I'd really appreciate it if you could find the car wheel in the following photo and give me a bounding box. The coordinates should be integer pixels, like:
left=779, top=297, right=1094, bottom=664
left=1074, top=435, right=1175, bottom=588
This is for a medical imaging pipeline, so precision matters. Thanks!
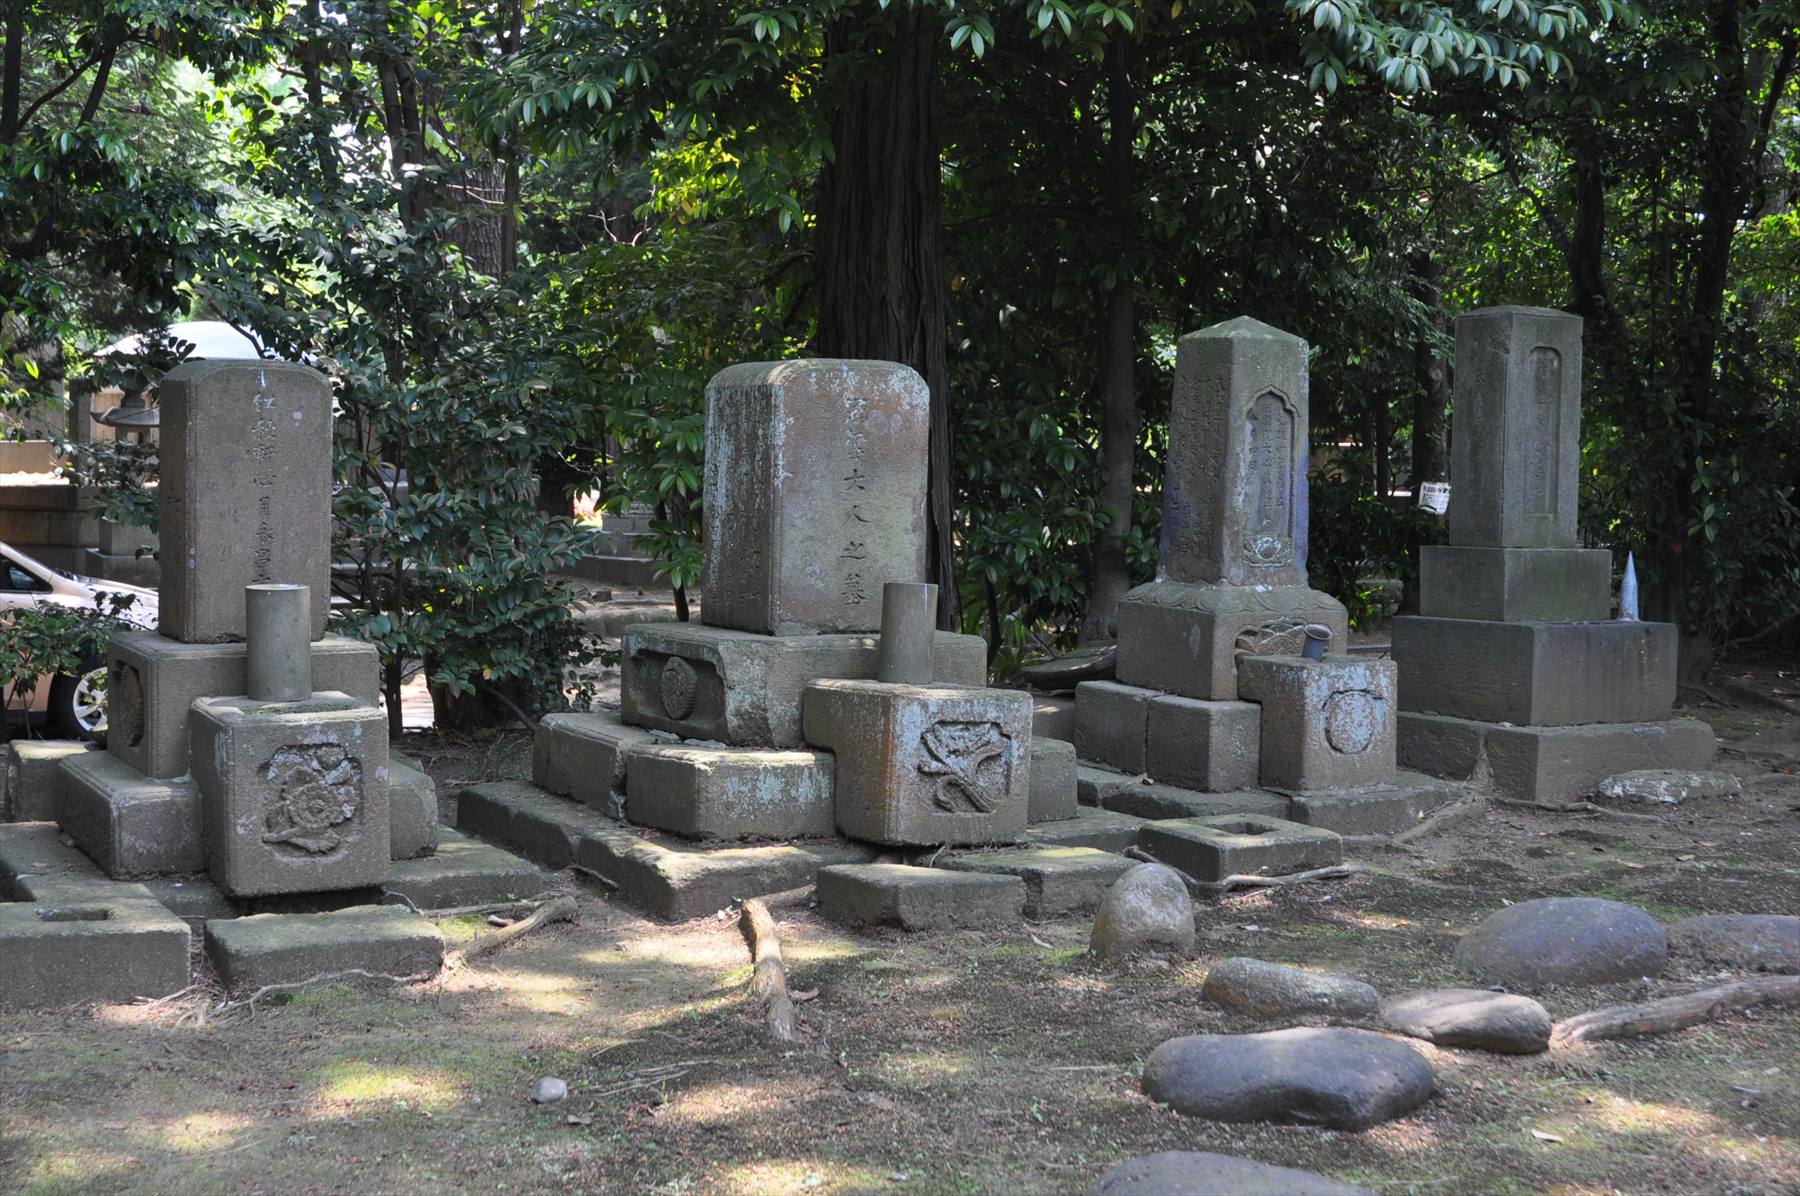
left=48, top=661, right=108, bottom=741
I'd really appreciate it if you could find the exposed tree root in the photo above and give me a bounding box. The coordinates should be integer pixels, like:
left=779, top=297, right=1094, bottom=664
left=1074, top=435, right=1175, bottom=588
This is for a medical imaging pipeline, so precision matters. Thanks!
left=739, top=898, right=797, bottom=1043
left=1552, top=975, right=1800, bottom=1047
left=447, top=895, right=578, bottom=967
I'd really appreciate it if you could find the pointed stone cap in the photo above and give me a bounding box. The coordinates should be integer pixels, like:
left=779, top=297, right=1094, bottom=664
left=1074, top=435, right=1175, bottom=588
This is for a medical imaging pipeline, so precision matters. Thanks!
left=1188, top=314, right=1307, bottom=345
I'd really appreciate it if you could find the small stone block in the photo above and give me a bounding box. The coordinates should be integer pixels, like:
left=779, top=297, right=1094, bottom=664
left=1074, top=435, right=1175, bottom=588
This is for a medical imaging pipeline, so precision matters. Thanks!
left=1102, top=783, right=1288, bottom=822
left=1418, top=545, right=1612, bottom=622
left=1284, top=773, right=1462, bottom=837
left=1028, top=736, right=1078, bottom=823
left=204, top=905, right=444, bottom=992
left=4, top=739, right=93, bottom=823
left=1145, top=696, right=1260, bottom=792
left=1031, top=694, right=1076, bottom=742
left=0, top=897, right=190, bottom=1007
left=815, top=863, right=1024, bottom=931
left=576, top=823, right=874, bottom=921
left=804, top=679, right=1032, bottom=846
left=58, top=752, right=204, bottom=877
left=1398, top=712, right=1717, bottom=802
left=1021, top=807, right=1149, bottom=853
left=144, top=875, right=241, bottom=922
left=939, top=846, right=1132, bottom=917
left=532, top=710, right=660, bottom=809
left=1076, top=762, right=1135, bottom=807
left=1137, top=814, right=1343, bottom=882
left=1073, top=680, right=1152, bottom=774
left=383, top=829, right=545, bottom=911
left=1116, top=581, right=1349, bottom=701
left=1238, top=655, right=1398, bottom=791
left=191, top=693, right=389, bottom=897
left=389, top=755, right=439, bottom=860
left=623, top=743, right=835, bottom=840
left=455, top=782, right=618, bottom=870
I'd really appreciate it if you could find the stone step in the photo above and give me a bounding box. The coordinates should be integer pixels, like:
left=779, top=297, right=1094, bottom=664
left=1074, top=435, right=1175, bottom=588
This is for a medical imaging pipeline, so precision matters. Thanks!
left=816, top=863, right=1025, bottom=931
left=455, top=781, right=618, bottom=870
left=1102, top=783, right=1287, bottom=823
left=623, top=742, right=835, bottom=840
left=1398, top=712, right=1717, bottom=802
left=939, top=846, right=1133, bottom=918
left=383, top=828, right=548, bottom=912
left=4, top=739, right=95, bottom=823
left=1136, top=814, right=1342, bottom=883
left=1021, top=806, right=1148, bottom=853
left=532, top=710, right=660, bottom=811
left=1283, top=773, right=1464, bottom=837
left=576, top=822, right=873, bottom=922
left=58, top=752, right=203, bottom=878
left=1075, top=762, right=1134, bottom=807
left=204, top=905, right=444, bottom=993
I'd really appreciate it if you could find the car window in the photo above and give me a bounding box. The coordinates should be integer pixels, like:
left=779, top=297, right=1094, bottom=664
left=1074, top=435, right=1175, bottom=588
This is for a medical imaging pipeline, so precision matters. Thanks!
left=2, top=562, right=51, bottom=593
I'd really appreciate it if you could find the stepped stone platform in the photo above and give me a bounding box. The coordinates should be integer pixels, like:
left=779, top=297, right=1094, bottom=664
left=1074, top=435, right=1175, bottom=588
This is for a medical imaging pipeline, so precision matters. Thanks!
left=940, top=846, right=1133, bottom=917
left=205, top=905, right=445, bottom=992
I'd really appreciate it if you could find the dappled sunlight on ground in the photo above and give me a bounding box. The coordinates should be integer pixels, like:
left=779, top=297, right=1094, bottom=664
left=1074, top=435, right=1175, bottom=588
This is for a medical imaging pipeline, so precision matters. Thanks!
left=147, top=1109, right=258, bottom=1154
left=310, top=1059, right=462, bottom=1112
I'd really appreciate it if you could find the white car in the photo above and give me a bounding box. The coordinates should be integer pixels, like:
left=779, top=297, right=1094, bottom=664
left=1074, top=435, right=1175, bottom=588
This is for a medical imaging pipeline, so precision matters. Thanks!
left=1, top=541, right=158, bottom=739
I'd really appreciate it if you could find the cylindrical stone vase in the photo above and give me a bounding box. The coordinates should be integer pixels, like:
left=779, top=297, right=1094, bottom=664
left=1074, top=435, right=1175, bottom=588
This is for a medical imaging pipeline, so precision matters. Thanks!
left=245, top=583, right=313, bottom=702
left=877, top=582, right=937, bottom=685
left=1302, top=624, right=1332, bottom=661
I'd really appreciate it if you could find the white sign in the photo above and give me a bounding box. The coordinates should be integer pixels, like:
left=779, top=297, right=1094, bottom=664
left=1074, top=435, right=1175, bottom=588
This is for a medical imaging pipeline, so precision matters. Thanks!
left=1418, top=482, right=1451, bottom=515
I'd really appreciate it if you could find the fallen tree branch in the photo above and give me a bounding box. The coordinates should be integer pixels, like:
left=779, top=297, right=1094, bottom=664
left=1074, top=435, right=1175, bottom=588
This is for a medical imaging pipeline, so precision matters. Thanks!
left=1392, top=794, right=1488, bottom=844
left=1493, top=796, right=1664, bottom=824
left=179, top=969, right=437, bottom=1025
left=448, top=895, right=578, bottom=967
left=1719, top=679, right=1800, bottom=718
left=739, top=898, right=797, bottom=1043
left=381, top=889, right=567, bottom=918
left=1551, top=975, right=1800, bottom=1047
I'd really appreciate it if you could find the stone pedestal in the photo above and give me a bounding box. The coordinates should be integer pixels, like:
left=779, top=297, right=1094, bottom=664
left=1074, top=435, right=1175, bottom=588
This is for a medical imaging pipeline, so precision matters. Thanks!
left=623, top=743, right=835, bottom=840
left=1115, top=582, right=1348, bottom=702
left=1418, top=545, right=1611, bottom=622
left=1399, top=712, right=1716, bottom=802
left=58, top=751, right=203, bottom=877
left=1238, top=655, right=1398, bottom=792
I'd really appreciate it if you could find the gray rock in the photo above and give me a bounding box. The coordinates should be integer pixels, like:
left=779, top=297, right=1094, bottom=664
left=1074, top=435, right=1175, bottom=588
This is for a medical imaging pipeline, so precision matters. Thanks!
left=1090, top=862, right=1194, bottom=961
left=1092, top=1151, right=1374, bottom=1196
left=1596, top=769, right=1741, bottom=805
left=1202, top=957, right=1379, bottom=1020
left=1379, top=988, right=1552, bottom=1054
left=1142, top=1027, right=1433, bottom=1131
left=1667, top=914, right=1800, bottom=974
left=1454, top=897, right=1668, bottom=990
left=529, top=1077, right=567, bottom=1104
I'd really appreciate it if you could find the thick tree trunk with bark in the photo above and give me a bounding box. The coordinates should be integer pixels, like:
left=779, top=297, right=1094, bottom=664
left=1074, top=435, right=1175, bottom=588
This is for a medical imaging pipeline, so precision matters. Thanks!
left=815, top=6, right=958, bottom=631
left=1406, top=251, right=1448, bottom=489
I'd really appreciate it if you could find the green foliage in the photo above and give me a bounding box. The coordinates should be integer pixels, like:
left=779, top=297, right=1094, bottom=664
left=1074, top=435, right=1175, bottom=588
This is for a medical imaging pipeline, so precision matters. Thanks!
left=1309, top=472, right=1447, bottom=628
left=0, top=592, right=138, bottom=726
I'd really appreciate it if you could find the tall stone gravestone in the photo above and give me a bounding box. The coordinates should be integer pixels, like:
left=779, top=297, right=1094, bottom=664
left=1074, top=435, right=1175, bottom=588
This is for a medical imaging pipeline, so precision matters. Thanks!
left=1394, top=306, right=1714, bottom=800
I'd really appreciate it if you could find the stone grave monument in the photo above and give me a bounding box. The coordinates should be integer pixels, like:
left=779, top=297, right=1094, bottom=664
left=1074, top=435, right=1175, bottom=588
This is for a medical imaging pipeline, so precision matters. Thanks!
left=1393, top=306, right=1715, bottom=799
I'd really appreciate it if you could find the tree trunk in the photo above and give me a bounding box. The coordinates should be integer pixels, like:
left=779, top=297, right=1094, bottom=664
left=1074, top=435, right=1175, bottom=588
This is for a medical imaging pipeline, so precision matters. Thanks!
left=815, top=5, right=958, bottom=631
left=1079, top=34, right=1139, bottom=646
left=1406, top=251, right=1448, bottom=489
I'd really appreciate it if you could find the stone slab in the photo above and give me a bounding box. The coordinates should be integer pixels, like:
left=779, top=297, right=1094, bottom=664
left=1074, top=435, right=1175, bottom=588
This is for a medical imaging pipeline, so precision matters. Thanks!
left=158, top=359, right=334, bottom=643
left=1398, top=713, right=1717, bottom=802
left=1021, top=807, right=1149, bottom=854
left=701, top=359, right=929, bottom=635
left=1, top=821, right=149, bottom=902
left=576, top=822, right=874, bottom=922
left=1102, top=784, right=1287, bottom=823
left=389, top=754, right=439, bottom=861
left=4, top=739, right=94, bottom=823
left=58, top=751, right=203, bottom=877
left=623, top=742, right=835, bottom=840
left=1283, top=773, right=1462, bottom=837
left=1393, top=615, right=1677, bottom=726
left=1031, top=694, right=1077, bottom=742
left=815, top=863, right=1024, bottom=931
left=622, top=622, right=986, bottom=747
left=191, top=693, right=389, bottom=898
left=455, top=782, right=618, bottom=870
left=383, top=828, right=546, bottom=911
left=144, top=875, right=242, bottom=922
left=1028, top=736, right=1079, bottom=823
left=804, top=679, right=1033, bottom=846
left=204, top=905, right=444, bottom=992
left=106, top=630, right=380, bottom=779
left=1239, top=654, right=1398, bottom=791
left=939, top=846, right=1133, bottom=917
left=1418, top=545, right=1612, bottom=622
left=1076, top=762, right=1135, bottom=807
left=0, top=896, right=191, bottom=1007
left=1145, top=696, right=1260, bottom=792
left=1117, top=581, right=1349, bottom=701
left=1073, top=680, right=1152, bottom=775
left=532, top=709, right=659, bottom=811
left=1137, top=814, right=1343, bottom=882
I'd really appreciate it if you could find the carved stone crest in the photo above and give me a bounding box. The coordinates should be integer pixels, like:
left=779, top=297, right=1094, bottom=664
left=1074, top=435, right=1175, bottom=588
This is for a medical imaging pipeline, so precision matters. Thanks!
left=1233, top=619, right=1306, bottom=663
left=1323, top=689, right=1382, bottom=755
left=916, top=720, right=1012, bottom=813
left=110, top=661, right=145, bottom=747
left=660, top=656, right=699, bottom=720
left=261, top=744, right=361, bottom=854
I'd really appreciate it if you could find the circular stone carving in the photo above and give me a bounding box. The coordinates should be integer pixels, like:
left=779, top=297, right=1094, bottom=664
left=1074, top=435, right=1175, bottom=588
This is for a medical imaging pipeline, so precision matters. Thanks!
left=660, top=657, right=699, bottom=720
left=111, top=662, right=146, bottom=747
left=1323, top=689, right=1379, bottom=755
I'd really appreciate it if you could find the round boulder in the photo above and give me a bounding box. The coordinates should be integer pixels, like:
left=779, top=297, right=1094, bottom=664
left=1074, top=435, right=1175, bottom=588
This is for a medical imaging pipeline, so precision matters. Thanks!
left=1379, top=988, right=1552, bottom=1054
left=1141, top=1027, right=1434, bottom=1131
left=1667, top=914, right=1800, bottom=974
left=1091, top=862, right=1194, bottom=961
left=1202, top=957, right=1380, bottom=1021
left=1454, top=897, right=1667, bottom=990
left=1093, top=1151, right=1374, bottom=1196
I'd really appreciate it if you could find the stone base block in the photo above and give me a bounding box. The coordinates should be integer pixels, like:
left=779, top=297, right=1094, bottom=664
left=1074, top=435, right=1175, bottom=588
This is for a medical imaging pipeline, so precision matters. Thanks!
left=1239, top=655, right=1398, bottom=791
left=1398, top=712, right=1717, bottom=803
left=1419, top=545, right=1612, bottom=622
left=532, top=710, right=659, bottom=812
left=576, top=823, right=874, bottom=922
left=5, top=739, right=94, bottom=823
left=1076, top=762, right=1135, bottom=807
left=144, top=875, right=242, bottom=922
left=1138, top=815, right=1343, bottom=882
left=1393, top=616, right=1677, bottom=726
left=816, top=863, right=1024, bottom=931
left=1022, top=807, right=1149, bottom=854
left=940, top=847, right=1134, bottom=917
left=204, top=905, right=444, bottom=993
left=1283, top=773, right=1463, bottom=837
left=1145, top=697, right=1260, bottom=791
left=1102, top=783, right=1288, bottom=822
left=1029, top=737, right=1078, bottom=823
left=59, top=752, right=203, bottom=877
left=84, top=548, right=159, bottom=587
left=804, top=679, right=1032, bottom=846
left=456, top=782, right=618, bottom=870
left=106, top=630, right=380, bottom=779
left=1031, top=694, right=1076, bottom=743
left=191, top=693, right=389, bottom=898
left=383, top=829, right=545, bottom=911
left=389, top=754, right=439, bottom=860
left=622, top=623, right=986, bottom=748
left=623, top=743, right=835, bottom=840
left=1073, top=681, right=1152, bottom=774
left=1117, top=581, right=1349, bottom=700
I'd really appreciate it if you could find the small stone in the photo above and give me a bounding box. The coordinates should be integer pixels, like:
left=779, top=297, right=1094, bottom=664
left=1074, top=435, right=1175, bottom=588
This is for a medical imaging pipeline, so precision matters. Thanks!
left=1667, top=915, right=1800, bottom=974
left=530, top=1077, right=568, bottom=1104
left=1092, top=1152, right=1374, bottom=1196
left=1454, top=897, right=1667, bottom=990
left=1020, top=644, right=1117, bottom=690
left=1142, top=1027, right=1433, bottom=1131
left=1090, top=863, right=1194, bottom=961
left=1379, top=988, right=1552, bottom=1054
left=1596, top=769, right=1740, bottom=805
left=1201, top=957, right=1379, bottom=1020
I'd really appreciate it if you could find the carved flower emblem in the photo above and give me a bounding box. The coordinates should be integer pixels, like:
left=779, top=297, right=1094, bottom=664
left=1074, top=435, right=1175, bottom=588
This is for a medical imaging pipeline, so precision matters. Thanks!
left=261, top=744, right=361, bottom=855
left=916, top=720, right=1012, bottom=814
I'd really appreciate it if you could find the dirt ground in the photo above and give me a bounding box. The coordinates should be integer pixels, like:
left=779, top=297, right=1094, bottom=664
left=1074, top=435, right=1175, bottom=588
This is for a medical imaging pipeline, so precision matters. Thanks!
left=3, top=656, right=1799, bottom=1196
